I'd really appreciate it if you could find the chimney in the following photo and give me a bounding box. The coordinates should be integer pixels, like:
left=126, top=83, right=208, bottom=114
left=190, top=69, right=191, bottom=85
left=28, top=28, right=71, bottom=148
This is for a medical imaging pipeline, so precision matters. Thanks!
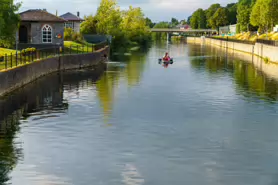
left=77, top=11, right=80, bottom=17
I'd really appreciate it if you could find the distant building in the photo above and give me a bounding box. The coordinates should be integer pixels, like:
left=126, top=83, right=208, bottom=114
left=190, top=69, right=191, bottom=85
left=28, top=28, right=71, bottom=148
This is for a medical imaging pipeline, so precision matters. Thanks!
left=18, top=9, right=65, bottom=48
left=176, top=24, right=191, bottom=30
left=60, top=12, right=84, bottom=33
left=219, top=24, right=237, bottom=35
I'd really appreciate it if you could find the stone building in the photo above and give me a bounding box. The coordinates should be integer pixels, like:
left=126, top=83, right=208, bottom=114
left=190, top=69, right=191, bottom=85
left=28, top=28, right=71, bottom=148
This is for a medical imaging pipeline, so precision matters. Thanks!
left=60, top=12, right=84, bottom=33
left=18, top=9, right=65, bottom=48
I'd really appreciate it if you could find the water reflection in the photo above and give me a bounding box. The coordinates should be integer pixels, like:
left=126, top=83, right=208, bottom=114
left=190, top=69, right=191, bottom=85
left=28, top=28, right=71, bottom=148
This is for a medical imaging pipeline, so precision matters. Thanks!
left=0, top=67, right=105, bottom=185
left=188, top=44, right=278, bottom=102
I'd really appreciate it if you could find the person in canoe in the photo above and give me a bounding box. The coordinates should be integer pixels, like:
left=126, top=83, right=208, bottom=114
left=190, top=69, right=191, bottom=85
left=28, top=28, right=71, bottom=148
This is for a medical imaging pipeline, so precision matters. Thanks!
left=163, top=52, right=171, bottom=61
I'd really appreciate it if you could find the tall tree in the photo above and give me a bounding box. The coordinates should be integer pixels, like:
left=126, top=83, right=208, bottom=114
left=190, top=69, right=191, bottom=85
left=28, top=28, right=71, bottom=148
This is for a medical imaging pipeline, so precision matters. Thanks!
left=250, top=0, right=278, bottom=33
left=171, top=17, right=179, bottom=27
left=226, top=3, right=238, bottom=24
left=0, top=0, right=21, bottom=48
left=210, top=8, right=229, bottom=29
left=94, top=0, right=122, bottom=36
left=80, top=15, right=97, bottom=34
left=190, top=8, right=206, bottom=29
left=205, top=4, right=221, bottom=28
left=237, top=0, right=255, bottom=32
left=187, top=16, right=192, bottom=25
left=145, top=17, right=155, bottom=28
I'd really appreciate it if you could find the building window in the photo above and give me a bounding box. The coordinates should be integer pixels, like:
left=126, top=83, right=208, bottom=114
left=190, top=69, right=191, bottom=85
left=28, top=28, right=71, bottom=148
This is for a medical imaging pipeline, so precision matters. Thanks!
left=42, top=24, right=52, bottom=43
left=65, top=22, right=74, bottom=30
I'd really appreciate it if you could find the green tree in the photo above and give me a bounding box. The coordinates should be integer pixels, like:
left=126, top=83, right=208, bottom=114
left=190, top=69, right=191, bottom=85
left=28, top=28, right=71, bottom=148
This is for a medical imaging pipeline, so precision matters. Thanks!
left=121, top=6, right=150, bottom=46
left=171, top=17, right=179, bottom=27
left=94, top=0, right=122, bottom=36
left=80, top=15, right=97, bottom=34
left=190, top=8, right=207, bottom=29
left=226, top=3, right=238, bottom=24
left=205, top=4, right=221, bottom=28
left=180, top=19, right=187, bottom=25
left=210, top=8, right=229, bottom=29
left=0, top=0, right=21, bottom=48
left=250, top=0, right=278, bottom=33
left=145, top=17, right=155, bottom=28
left=237, top=0, right=255, bottom=32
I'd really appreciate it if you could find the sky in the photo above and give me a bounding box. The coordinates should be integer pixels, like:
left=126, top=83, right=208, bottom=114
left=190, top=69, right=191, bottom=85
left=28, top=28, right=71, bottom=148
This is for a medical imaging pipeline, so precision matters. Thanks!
left=16, top=0, right=236, bottom=22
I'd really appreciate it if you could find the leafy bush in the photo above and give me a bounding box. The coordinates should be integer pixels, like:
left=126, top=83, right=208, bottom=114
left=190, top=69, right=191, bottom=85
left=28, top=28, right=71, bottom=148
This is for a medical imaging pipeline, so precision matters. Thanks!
left=64, top=27, right=74, bottom=41
left=21, top=47, right=36, bottom=55
left=72, top=32, right=84, bottom=43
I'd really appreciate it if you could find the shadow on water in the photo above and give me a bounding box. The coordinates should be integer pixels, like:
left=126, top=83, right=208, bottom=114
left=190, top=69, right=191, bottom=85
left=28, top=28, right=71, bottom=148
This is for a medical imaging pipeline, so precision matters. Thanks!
left=188, top=44, right=278, bottom=102
left=0, top=66, right=105, bottom=185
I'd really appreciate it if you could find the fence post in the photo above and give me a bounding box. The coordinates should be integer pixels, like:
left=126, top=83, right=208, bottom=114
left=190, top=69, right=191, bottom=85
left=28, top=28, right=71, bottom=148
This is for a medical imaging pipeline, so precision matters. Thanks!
left=10, top=53, right=13, bottom=68
left=16, top=52, right=18, bottom=66
left=20, top=52, right=22, bottom=65
left=77, top=45, right=79, bottom=54
left=87, top=45, right=88, bottom=53
left=5, top=54, right=7, bottom=69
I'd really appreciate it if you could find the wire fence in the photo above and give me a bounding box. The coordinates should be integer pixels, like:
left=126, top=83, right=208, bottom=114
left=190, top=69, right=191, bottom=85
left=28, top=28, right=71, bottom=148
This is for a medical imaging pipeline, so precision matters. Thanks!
left=0, top=41, right=108, bottom=71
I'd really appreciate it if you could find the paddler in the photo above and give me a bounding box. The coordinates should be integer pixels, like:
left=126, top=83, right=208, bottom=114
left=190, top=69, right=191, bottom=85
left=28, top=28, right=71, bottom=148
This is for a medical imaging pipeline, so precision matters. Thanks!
left=163, top=52, right=171, bottom=61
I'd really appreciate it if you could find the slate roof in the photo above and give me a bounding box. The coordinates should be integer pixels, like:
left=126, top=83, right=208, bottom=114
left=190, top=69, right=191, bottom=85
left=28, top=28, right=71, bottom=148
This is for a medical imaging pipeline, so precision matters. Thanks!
left=60, top=12, right=84, bottom=21
left=20, top=9, right=66, bottom=22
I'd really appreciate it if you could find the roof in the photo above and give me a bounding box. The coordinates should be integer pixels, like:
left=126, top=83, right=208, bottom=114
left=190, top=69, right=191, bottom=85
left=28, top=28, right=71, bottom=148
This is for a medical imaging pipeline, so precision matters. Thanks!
left=20, top=9, right=66, bottom=22
left=60, top=12, right=84, bottom=21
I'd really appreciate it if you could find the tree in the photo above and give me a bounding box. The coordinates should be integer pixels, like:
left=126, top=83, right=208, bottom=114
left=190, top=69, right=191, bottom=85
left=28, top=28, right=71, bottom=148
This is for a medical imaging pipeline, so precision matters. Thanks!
left=121, top=6, right=150, bottom=45
left=180, top=19, right=187, bottom=25
left=171, top=17, right=179, bottom=27
left=187, top=16, right=192, bottom=25
left=152, top=21, right=170, bottom=40
left=145, top=17, right=155, bottom=28
left=250, top=0, right=278, bottom=33
left=237, top=0, right=254, bottom=32
left=94, top=0, right=122, bottom=36
left=80, top=15, right=97, bottom=34
left=226, top=3, right=238, bottom=24
left=190, top=9, right=206, bottom=29
left=210, top=8, right=229, bottom=29
left=0, top=0, right=21, bottom=48
left=205, top=4, right=221, bottom=28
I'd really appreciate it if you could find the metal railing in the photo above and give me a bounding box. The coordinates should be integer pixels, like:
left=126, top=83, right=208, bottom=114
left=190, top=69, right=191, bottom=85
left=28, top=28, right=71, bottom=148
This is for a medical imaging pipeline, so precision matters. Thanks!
left=256, top=39, right=278, bottom=46
left=208, top=36, right=256, bottom=45
left=0, top=42, right=108, bottom=71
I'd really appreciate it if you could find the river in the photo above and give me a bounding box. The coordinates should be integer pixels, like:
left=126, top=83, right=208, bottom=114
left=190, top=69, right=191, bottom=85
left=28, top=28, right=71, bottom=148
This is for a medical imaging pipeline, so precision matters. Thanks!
left=1, top=42, right=278, bottom=185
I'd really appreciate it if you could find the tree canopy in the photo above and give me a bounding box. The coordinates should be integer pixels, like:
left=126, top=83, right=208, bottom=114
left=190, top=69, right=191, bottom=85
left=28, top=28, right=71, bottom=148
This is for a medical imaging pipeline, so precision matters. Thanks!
left=190, top=8, right=206, bottom=29
left=0, top=0, right=21, bottom=48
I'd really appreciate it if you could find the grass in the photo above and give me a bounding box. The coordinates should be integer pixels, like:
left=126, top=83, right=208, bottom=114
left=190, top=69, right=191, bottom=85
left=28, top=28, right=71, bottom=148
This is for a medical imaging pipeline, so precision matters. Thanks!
left=0, top=40, right=108, bottom=71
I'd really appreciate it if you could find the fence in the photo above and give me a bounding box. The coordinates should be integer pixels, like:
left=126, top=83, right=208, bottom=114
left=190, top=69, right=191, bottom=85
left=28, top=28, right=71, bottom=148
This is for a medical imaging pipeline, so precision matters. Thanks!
left=256, top=39, right=278, bottom=47
left=208, top=36, right=256, bottom=45
left=0, top=41, right=108, bottom=71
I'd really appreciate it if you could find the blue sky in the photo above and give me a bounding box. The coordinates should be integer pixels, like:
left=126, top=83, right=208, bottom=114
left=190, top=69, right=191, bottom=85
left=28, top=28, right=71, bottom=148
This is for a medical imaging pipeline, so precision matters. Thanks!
left=17, top=0, right=236, bottom=22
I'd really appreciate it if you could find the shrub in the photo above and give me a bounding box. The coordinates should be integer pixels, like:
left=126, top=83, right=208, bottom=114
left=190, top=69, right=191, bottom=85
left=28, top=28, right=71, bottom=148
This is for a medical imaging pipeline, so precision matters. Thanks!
left=72, top=32, right=84, bottom=43
left=64, top=28, right=74, bottom=41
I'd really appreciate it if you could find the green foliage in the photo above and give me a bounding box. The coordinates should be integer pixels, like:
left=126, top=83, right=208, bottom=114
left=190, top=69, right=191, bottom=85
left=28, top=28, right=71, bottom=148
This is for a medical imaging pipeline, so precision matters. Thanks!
left=21, top=48, right=36, bottom=54
left=171, top=17, right=179, bottom=27
left=237, top=0, right=254, bottom=32
left=64, top=28, right=74, bottom=41
left=226, top=3, right=238, bottom=24
left=72, top=32, right=84, bottom=43
left=205, top=4, right=221, bottom=28
left=145, top=17, right=155, bottom=28
left=210, top=8, right=229, bottom=29
left=190, top=8, right=207, bottom=29
left=80, top=15, right=97, bottom=34
left=0, top=0, right=21, bottom=48
left=250, top=0, right=278, bottom=33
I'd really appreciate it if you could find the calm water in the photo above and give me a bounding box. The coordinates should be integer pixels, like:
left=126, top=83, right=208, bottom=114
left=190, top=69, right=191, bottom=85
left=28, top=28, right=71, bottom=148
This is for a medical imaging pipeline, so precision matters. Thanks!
left=1, top=42, right=278, bottom=185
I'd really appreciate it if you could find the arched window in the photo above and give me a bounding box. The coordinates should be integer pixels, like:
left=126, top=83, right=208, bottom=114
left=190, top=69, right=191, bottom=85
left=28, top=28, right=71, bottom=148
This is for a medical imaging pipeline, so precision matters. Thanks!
left=42, top=24, right=52, bottom=43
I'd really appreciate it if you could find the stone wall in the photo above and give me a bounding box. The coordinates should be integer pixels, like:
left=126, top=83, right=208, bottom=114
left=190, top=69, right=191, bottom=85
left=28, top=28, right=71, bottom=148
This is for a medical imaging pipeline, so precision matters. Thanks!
left=31, top=22, right=64, bottom=46
left=0, top=46, right=109, bottom=97
left=186, top=37, right=278, bottom=63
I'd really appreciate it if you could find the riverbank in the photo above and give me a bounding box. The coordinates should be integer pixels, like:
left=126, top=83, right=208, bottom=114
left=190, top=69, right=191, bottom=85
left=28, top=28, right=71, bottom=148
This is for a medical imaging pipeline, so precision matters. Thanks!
left=186, top=37, right=278, bottom=63
left=0, top=46, right=109, bottom=97
left=186, top=37, right=278, bottom=80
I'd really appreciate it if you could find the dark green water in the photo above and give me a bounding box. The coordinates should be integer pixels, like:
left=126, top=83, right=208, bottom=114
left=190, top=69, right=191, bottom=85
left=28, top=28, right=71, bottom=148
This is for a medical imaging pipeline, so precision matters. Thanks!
left=1, top=42, right=278, bottom=185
